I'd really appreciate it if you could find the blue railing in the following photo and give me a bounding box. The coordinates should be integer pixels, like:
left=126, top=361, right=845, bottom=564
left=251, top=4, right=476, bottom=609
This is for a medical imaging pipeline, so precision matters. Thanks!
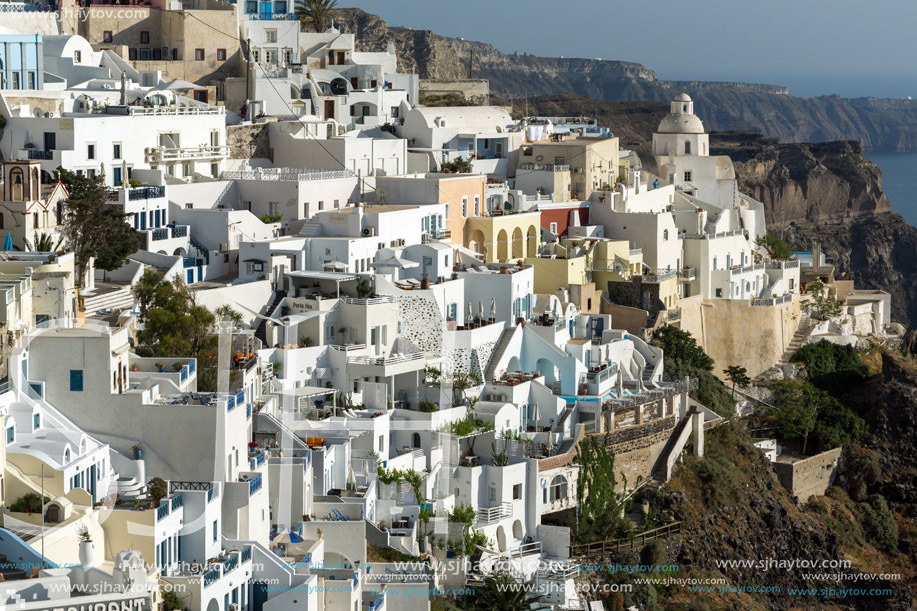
left=241, top=546, right=252, bottom=563
left=129, top=186, right=165, bottom=200
left=370, top=594, right=385, bottom=611
left=183, top=257, right=197, bottom=268
left=227, top=395, right=236, bottom=412
left=222, top=554, right=239, bottom=573
left=236, top=389, right=245, bottom=405
left=28, top=149, right=53, bottom=160
left=246, top=404, right=252, bottom=419
left=189, top=360, right=196, bottom=374
left=173, top=225, right=188, bottom=237
left=180, top=367, right=187, bottom=383
left=256, top=451, right=266, bottom=466
left=203, top=567, right=221, bottom=587
left=248, top=473, right=262, bottom=495
left=171, top=493, right=183, bottom=511
left=156, top=503, right=170, bottom=521
left=151, top=228, right=169, bottom=241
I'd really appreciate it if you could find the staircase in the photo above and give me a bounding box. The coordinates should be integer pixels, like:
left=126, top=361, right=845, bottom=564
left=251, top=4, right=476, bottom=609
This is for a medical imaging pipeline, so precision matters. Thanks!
left=484, top=326, right=516, bottom=382
left=114, top=476, right=145, bottom=499
left=755, top=311, right=815, bottom=381
left=189, top=233, right=210, bottom=265
left=641, top=362, right=657, bottom=387
left=254, top=290, right=286, bottom=347
left=81, top=285, right=134, bottom=315
left=297, top=219, right=322, bottom=237
left=651, top=407, right=697, bottom=481
left=759, top=278, right=779, bottom=298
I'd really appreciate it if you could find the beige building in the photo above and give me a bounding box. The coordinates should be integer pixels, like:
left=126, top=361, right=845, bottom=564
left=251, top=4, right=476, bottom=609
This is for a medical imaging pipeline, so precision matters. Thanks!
left=65, top=0, right=242, bottom=88
left=518, top=137, right=620, bottom=200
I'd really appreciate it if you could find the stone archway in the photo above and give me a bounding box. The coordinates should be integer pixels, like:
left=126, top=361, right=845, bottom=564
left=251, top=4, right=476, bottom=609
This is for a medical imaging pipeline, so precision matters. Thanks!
left=511, top=227, right=523, bottom=259
left=497, top=229, right=508, bottom=262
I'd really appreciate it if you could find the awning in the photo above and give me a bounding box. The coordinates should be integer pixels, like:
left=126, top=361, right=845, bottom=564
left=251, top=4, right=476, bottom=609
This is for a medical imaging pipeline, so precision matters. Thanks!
left=372, top=256, right=420, bottom=270
left=323, top=260, right=348, bottom=271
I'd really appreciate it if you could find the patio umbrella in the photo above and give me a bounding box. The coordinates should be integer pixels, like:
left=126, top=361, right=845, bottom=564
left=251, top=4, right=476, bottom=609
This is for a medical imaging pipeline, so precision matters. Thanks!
left=490, top=298, right=496, bottom=319
left=270, top=529, right=304, bottom=544
left=3, top=232, right=12, bottom=251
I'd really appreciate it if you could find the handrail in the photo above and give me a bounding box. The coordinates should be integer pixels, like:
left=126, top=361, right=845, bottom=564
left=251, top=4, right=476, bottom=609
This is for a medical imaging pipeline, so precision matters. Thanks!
left=569, top=522, right=681, bottom=557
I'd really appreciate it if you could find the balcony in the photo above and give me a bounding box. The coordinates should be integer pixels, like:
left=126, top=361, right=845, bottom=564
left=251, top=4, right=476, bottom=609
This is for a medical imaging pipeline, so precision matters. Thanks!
left=517, top=162, right=570, bottom=172
left=750, top=294, right=793, bottom=306
left=123, top=105, right=224, bottom=117
left=640, top=269, right=677, bottom=283
left=422, top=229, right=452, bottom=243
left=347, top=352, right=425, bottom=377
left=678, top=267, right=697, bottom=280
left=145, top=145, right=231, bottom=164
left=244, top=473, right=263, bottom=495
left=221, top=168, right=355, bottom=182
left=475, top=502, right=512, bottom=526
left=27, top=149, right=54, bottom=160
left=106, top=185, right=166, bottom=202
left=340, top=296, right=396, bottom=306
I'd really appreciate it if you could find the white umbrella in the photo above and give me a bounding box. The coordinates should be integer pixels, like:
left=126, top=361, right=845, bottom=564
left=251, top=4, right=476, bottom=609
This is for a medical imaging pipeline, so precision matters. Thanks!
left=490, top=298, right=496, bottom=319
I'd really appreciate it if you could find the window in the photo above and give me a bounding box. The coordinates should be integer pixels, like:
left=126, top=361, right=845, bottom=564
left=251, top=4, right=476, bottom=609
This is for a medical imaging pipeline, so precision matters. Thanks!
left=74, top=50, right=81, bottom=63
left=715, top=288, right=722, bottom=298
left=444, top=203, right=450, bottom=220
left=284, top=49, right=291, bottom=64
left=152, top=48, right=161, bottom=61
left=549, top=222, right=558, bottom=234
left=140, top=31, right=150, bottom=44
left=33, top=213, right=39, bottom=229
left=684, top=171, right=692, bottom=182
left=252, top=49, right=260, bottom=63
left=27, top=72, right=35, bottom=89
left=391, top=106, right=399, bottom=119
left=462, top=196, right=468, bottom=218
left=685, top=141, right=691, bottom=154
left=129, top=48, right=137, bottom=60
left=489, top=487, right=496, bottom=502
left=216, top=48, right=226, bottom=61
left=87, top=144, right=95, bottom=160
left=269, top=202, right=280, bottom=216
left=275, top=0, right=287, bottom=11
left=70, top=370, right=84, bottom=391
left=6, top=427, right=13, bottom=444
left=663, top=229, right=669, bottom=241
left=212, top=520, right=218, bottom=542
left=378, top=435, right=383, bottom=451
left=103, top=31, right=113, bottom=43
left=549, top=475, right=568, bottom=502
left=195, top=49, right=204, bottom=61
left=265, top=29, right=277, bottom=43
left=512, top=484, right=522, bottom=500
left=113, top=143, right=121, bottom=159
left=246, top=0, right=256, bottom=12
left=474, top=195, right=480, bottom=216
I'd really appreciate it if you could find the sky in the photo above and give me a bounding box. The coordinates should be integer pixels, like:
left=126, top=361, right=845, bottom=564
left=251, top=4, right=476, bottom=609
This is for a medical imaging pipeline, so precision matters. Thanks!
left=350, top=0, right=917, bottom=99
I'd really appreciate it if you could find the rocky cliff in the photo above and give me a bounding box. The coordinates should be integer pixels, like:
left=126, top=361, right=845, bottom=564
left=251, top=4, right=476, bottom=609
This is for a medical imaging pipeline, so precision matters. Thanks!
left=331, top=8, right=917, bottom=151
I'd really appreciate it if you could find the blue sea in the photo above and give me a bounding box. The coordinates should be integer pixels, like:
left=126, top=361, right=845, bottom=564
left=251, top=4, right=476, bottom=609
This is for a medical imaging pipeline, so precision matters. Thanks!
left=867, top=152, right=917, bottom=227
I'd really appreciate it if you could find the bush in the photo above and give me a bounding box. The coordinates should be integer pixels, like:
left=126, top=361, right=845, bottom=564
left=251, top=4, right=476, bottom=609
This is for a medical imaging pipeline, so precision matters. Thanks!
left=259, top=213, right=283, bottom=223
left=860, top=494, right=898, bottom=552
left=795, top=340, right=869, bottom=394
left=10, top=493, right=49, bottom=514
left=417, top=399, right=438, bottom=412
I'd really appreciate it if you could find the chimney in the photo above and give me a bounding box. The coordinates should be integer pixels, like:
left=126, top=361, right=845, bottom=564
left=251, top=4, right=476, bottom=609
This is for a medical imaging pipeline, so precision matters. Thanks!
left=813, top=242, right=822, bottom=268
left=120, top=71, right=127, bottom=106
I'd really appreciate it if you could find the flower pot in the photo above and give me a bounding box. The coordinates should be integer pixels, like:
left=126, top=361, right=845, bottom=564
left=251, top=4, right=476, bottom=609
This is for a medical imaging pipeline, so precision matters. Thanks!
left=79, top=540, right=96, bottom=567
left=132, top=449, right=143, bottom=460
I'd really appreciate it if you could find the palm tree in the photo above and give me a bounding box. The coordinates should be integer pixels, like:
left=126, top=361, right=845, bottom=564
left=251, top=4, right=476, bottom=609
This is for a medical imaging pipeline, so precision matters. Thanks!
left=473, top=573, right=548, bottom=611
left=294, top=0, right=337, bottom=33
left=24, top=232, right=64, bottom=253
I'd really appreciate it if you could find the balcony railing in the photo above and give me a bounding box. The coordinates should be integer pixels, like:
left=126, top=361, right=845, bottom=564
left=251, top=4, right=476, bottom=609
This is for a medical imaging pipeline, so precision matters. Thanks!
left=27, top=149, right=54, bottom=160
left=156, top=501, right=171, bottom=521
left=145, top=145, right=231, bottom=163
left=640, top=269, right=677, bottom=283
left=750, top=294, right=793, bottom=306
left=152, top=228, right=169, bottom=241
left=347, top=352, right=424, bottom=366
left=172, top=225, right=188, bottom=238
left=475, top=502, right=512, bottom=525
left=340, top=296, right=396, bottom=306
left=248, top=473, right=263, bottom=495
left=422, top=229, right=452, bottom=243
left=517, top=162, right=570, bottom=172
left=221, top=169, right=354, bottom=182
left=629, top=248, right=642, bottom=256
left=765, top=259, right=800, bottom=269
left=678, top=267, right=696, bottom=279
left=126, top=105, right=224, bottom=116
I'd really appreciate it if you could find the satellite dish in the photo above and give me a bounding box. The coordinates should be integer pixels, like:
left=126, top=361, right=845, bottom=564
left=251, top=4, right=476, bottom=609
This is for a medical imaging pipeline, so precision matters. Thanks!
left=330, top=78, right=348, bottom=96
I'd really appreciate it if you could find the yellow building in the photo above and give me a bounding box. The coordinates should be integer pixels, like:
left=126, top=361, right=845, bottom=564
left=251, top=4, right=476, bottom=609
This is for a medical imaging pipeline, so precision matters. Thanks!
left=464, top=211, right=541, bottom=262
left=518, top=137, right=620, bottom=200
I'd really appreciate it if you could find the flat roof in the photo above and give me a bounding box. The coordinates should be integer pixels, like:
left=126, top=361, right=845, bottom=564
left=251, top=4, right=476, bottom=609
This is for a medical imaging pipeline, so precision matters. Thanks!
left=286, top=271, right=357, bottom=281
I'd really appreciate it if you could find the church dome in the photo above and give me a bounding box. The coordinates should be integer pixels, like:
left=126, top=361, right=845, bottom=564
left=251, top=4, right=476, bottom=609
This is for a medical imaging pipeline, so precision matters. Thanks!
left=657, top=93, right=705, bottom=134
left=657, top=113, right=705, bottom=134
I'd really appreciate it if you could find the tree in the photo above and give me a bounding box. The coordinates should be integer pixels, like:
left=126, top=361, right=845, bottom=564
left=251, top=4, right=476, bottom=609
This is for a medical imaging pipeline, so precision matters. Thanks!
left=294, top=0, right=337, bottom=32
left=575, top=434, right=630, bottom=542
left=756, top=233, right=794, bottom=261
left=215, top=304, right=243, bottom=325
left=147, top=476, right=168, bottom=506
left=24, top=232, right=64, bottom=253
left=473, top=573, right=547, bottom=611
left=807, top=279, right=843, bottom=319
left=58, top=167, right=139, bottom=286
left=723, top=365, right=750, bottom=396
left=133, top=269, right=219, bottom=391
left=652, top=326, right=714, bottom=371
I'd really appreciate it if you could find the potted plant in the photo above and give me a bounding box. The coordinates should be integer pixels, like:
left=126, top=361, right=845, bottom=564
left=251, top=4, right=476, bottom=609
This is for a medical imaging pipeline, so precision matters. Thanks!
left=130, top=364, right=138, bottom=372
left=154, top=362, right=165, bottom=372
left=316, top=528, right=323, bottom=540
left=172, top=361, right=184, bottom=373
left=147, top=476, right=168, bottom=507
left=78, top=526, right=95, bottom=567
left=131, top=444, right=143, bottom=460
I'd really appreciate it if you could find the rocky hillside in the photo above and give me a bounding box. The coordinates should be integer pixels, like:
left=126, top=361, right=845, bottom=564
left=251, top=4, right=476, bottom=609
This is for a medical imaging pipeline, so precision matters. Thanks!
left=331, top=8, right=917, bottom=151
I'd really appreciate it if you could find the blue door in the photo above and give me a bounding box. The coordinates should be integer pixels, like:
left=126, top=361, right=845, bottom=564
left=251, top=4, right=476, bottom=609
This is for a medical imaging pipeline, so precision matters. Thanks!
left=113, top=167, right=121, bottom=186
left=259, top=1, right=271, bottom=18
left=186, top=269, right=194, bottom=284
left=590, top=316, right=604, bottom=340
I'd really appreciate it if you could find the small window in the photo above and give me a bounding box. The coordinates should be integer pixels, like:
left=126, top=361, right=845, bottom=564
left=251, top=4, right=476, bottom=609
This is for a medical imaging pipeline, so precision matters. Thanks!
left=195, top=49, right=205, bottom=61
left=103, top=31, right=113, bottom=43
left=391, top=106, right=399, bottom=119
left=73, top=50, right=81, bottom=63
left=265, top=29, right=277, bottom=43
left=70, top=370, right=84, bottom=391
left=549, top=222, right=558, bottom=234
left=512, top=484, right=522, bottom=500
left=6, top=427, right=13, bottom=444
left=212, top=520, right=218, bottom=542
left=128, top=48, right=137, bottom=60
left=113, top=143, right=121, bottom=160
left=217, top=49, right=226, bottom=61
left=663, top=229, right=669, bottom=241
left=246, top=0, right=256, bottom=12
left=684, top=171, right=692, bottom=182
left=140, top=31, right=150, bottom=44
left=715, top=288, right=723, bottom=298
left=275, top=0, right=287, bottom=11
left=489, top=487, right=496, bottom=502
left=87, top=144, right=95, bottom=160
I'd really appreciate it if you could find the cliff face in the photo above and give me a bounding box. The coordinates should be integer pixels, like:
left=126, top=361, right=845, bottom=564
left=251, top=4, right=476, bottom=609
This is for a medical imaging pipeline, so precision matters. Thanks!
left=727, top=140, right=892, bottom=227
left=331, top=9, right=917, bottom=151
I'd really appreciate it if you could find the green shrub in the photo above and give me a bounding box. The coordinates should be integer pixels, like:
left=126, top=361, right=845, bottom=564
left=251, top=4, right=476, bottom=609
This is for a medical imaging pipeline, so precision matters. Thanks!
left=859, top=494, right=898, bottom=552
left=795, top=340, right=869, bottom=394
left=10, top=493, right=49, bottom=514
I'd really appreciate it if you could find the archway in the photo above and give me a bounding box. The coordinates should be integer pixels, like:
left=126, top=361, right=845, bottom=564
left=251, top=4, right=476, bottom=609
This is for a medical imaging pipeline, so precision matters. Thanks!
left=411, top=432, right=421, bottom=448
left=526, top=225, right=538, bottom=257
left=45, top=504, right=60, bottom=523
left=173, top=247, right=187, bottom=257
left=512, top=519, right=523, bottom=541
left=550, top=475, right=568, bottom=502
left=205, top=599, right=220, bottom=611
left=535, top=358, right=558, bottom=387
left=511, top=227, right=523, bottom=259
left=506, top=356, right=521, bottom=374
left=496, top=525, right=507, bottom=552
left=496, top=229, right=508, bottom=262
left=468, top=229, right=486, bottom=255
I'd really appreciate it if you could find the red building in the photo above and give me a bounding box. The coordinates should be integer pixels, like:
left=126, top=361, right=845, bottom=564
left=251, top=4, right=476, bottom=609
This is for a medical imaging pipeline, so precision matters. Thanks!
left=539, top=202, right=590, bottom=238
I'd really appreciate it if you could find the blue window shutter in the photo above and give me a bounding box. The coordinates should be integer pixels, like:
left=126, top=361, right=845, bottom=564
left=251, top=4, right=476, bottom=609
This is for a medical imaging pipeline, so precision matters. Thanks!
left=70, top=370, right=83, bottom=391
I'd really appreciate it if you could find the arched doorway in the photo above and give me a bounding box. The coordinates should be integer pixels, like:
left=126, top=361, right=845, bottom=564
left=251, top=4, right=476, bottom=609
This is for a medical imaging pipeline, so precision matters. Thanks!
left=535, top=358, right=558, bottom=387
left=411, top=432, right=421, bottom=448
left=512, top=519, right=523, bottom=541
left=496, top=525, right=507, bottom=552
left=506, top=356, right=521, bottom=374
left=526, top=225, right=538, bottom=257
left=496, top=229, right=508, bottom=261
left=511, top=227, right=523, bottom=259
left=468, top=229, right=486, bottom=255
